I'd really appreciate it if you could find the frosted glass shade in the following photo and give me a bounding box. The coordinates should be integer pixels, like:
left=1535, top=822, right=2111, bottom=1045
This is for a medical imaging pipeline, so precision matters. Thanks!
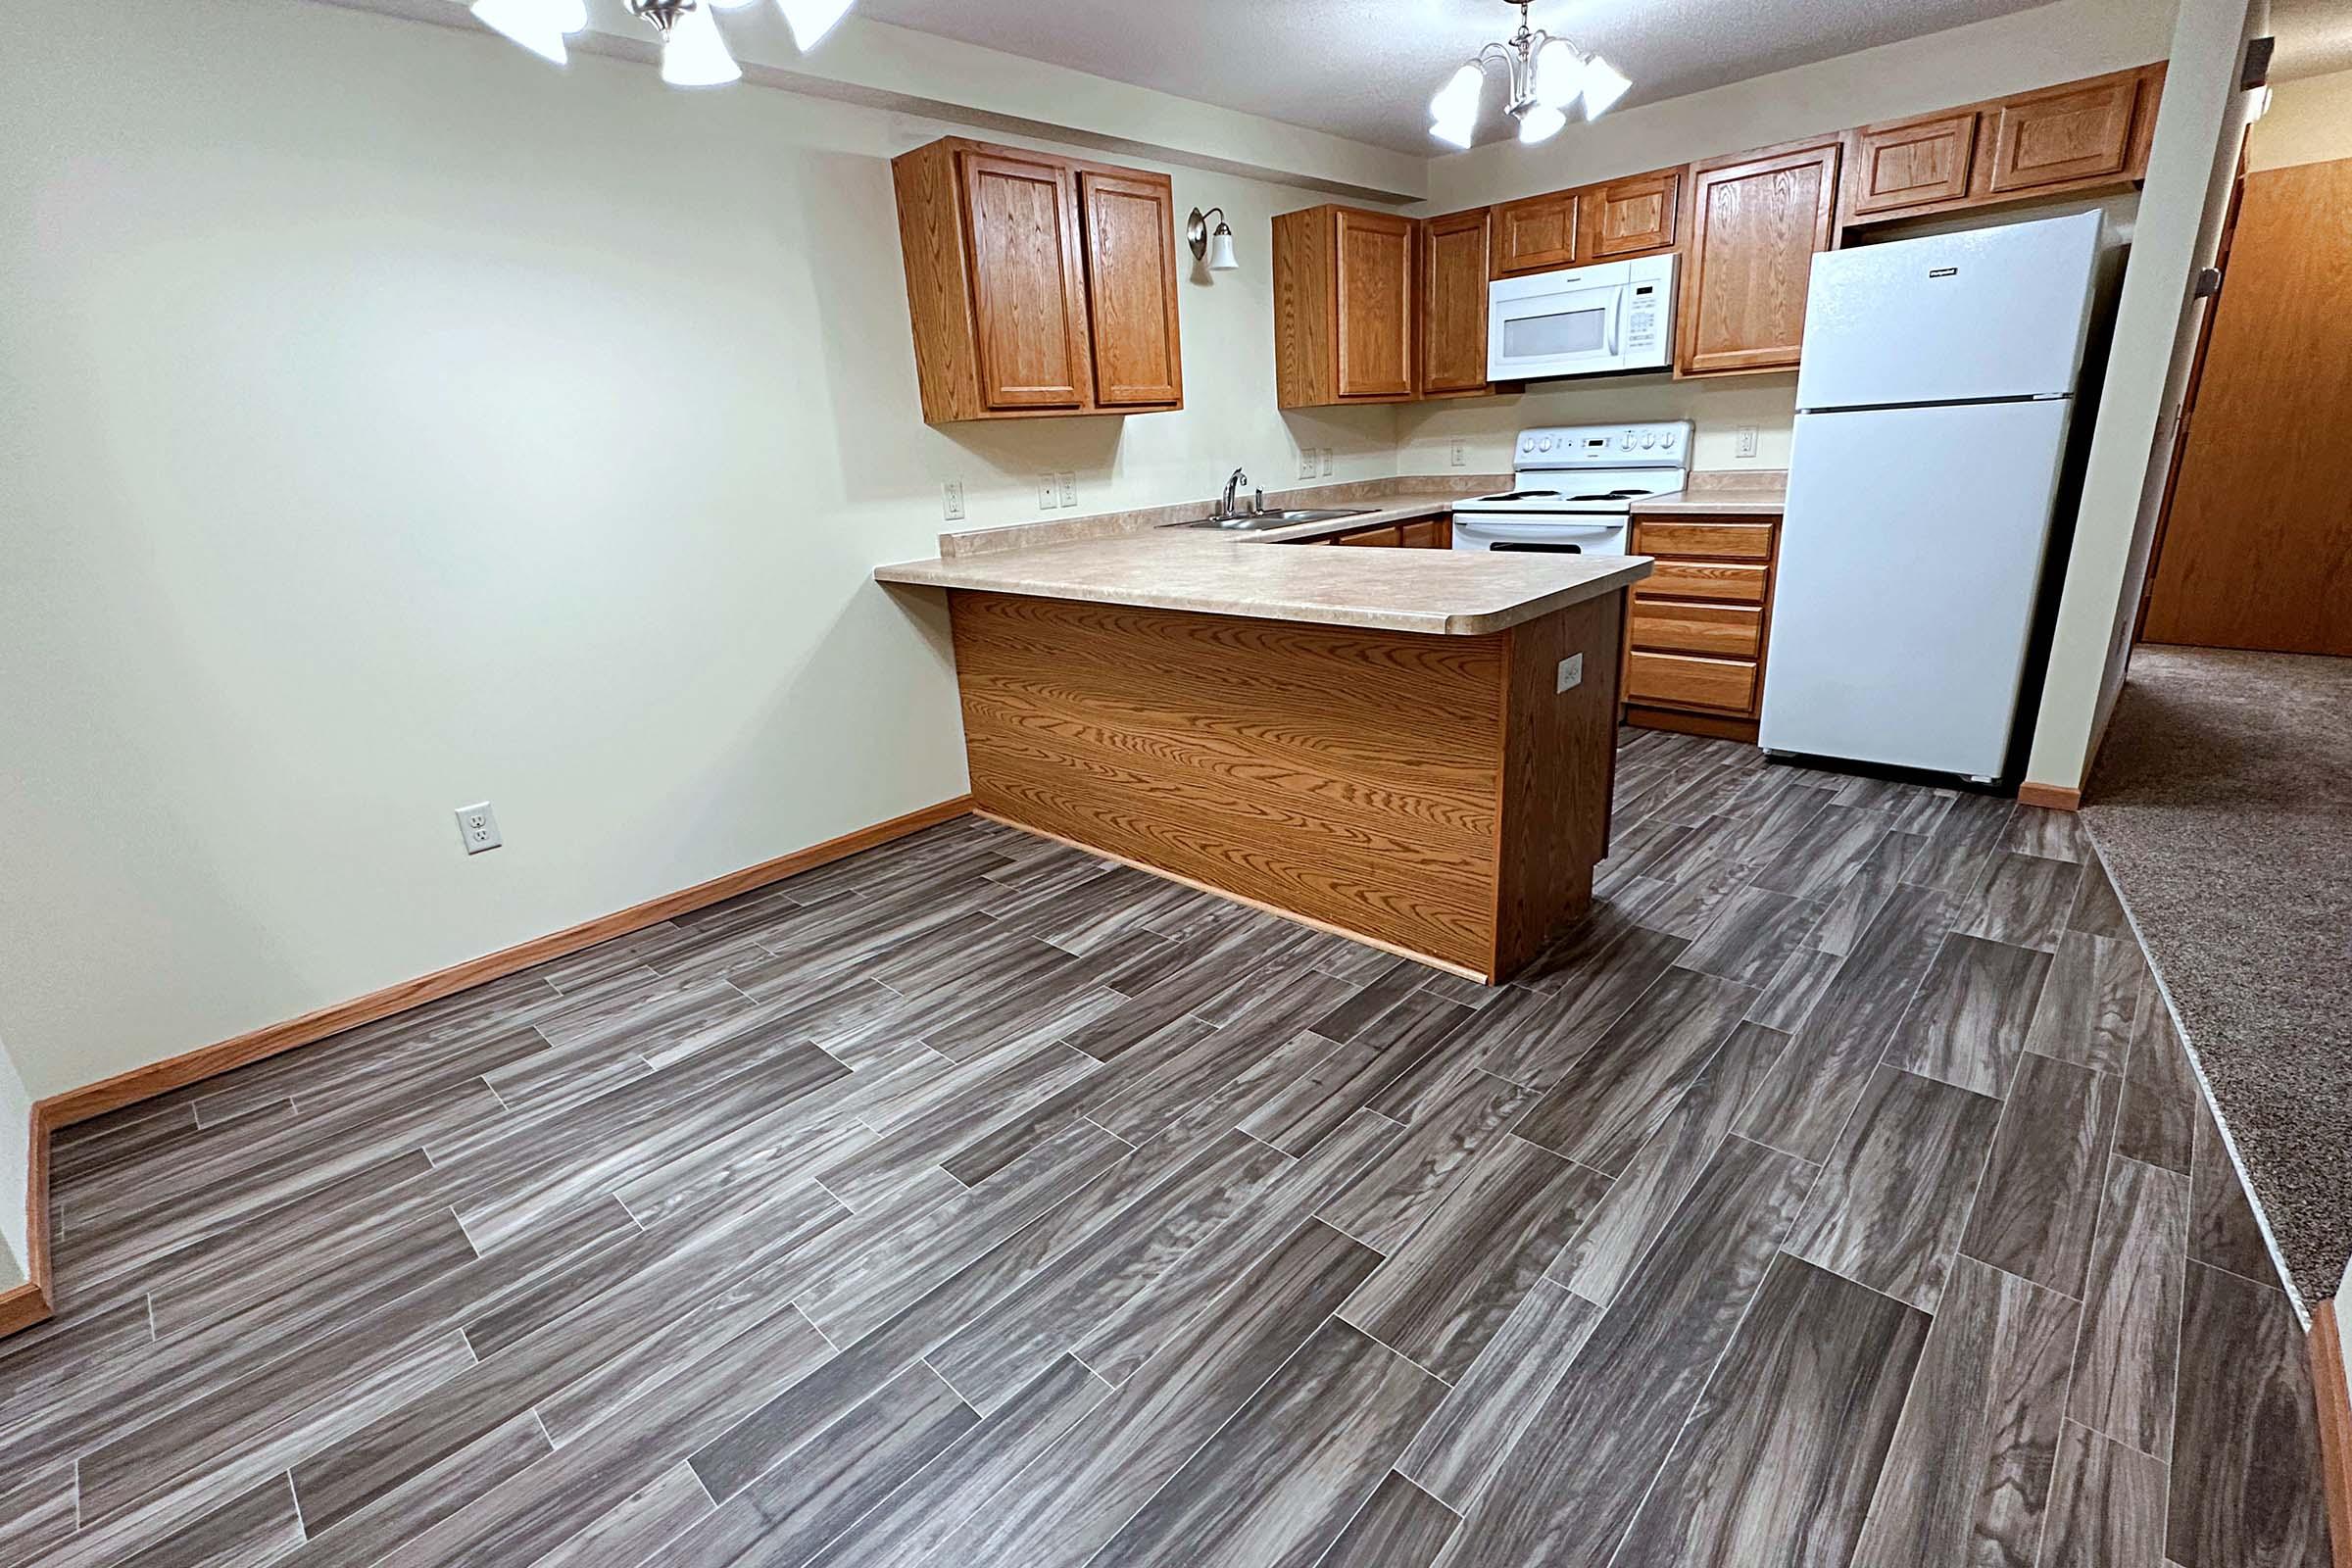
left=778, top=0, right=856, bottom=51
left=662, top=3, right=742, bottom=86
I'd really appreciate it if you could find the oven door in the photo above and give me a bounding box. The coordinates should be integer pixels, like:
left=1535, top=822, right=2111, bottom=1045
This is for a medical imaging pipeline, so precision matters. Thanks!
left=1450, top=514, right=1631, bottom=555
left=1487, top=272, right=1626, bottom=381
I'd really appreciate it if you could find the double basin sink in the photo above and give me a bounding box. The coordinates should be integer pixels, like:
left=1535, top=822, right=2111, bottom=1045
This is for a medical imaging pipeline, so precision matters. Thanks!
left=1168, top=508, right=1376, bottom=533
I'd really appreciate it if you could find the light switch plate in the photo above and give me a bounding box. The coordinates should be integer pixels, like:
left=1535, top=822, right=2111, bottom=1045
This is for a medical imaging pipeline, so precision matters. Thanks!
left=1450, top=439, right=1465, bottom=467
left=1056, top=471, right=1076, bottom=508
left=1556, top=654, right=1584, bottom=694
left=1039, top=473, right=1058, bottom=509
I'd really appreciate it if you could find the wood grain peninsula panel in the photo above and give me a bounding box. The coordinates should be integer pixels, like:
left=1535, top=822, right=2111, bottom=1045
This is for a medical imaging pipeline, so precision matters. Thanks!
left=946, top=589, right=1622, bottom=979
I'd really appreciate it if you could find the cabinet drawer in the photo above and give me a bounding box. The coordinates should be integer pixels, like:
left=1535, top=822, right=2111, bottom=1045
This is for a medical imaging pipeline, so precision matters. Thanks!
left=1629, top=601, right=1762, bottom=660
left=1633, top=520, right=1775, bottom=561
left=1336, top=524, right=1401, bottom=547
left=1627, top=651, right=1758, bottom=714
left=1638, top=560, right=1770, bottom=604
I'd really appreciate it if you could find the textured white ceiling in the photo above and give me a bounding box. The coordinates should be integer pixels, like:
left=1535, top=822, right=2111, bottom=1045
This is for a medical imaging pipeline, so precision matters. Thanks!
left=856, top=0, right=2063, bottom=154
left=2271, top=0, right=2352, bottom=81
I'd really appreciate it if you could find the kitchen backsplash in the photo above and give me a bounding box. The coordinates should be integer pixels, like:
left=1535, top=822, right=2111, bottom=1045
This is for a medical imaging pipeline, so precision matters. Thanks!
left=1394, top=369, right=1800, bottom=475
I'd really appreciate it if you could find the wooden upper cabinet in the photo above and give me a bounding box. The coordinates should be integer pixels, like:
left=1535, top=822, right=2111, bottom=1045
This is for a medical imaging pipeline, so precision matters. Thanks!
left=960, top=150, right=1091, bottom=410
left=1838, top=64, right=2163, bottom=232
left=1418, top=208, right=1492, bottom=397
left=1987, top=71, right=2143, bottom=192
left=891, top=136, right=1181, bottom=422
left=1336, top=209, right=1415, bottom=398
left=1493, top=189, right=1580, bottom=275
left=1078, top=171, right=1184, bottom=407
left=1847, top=111, right=1977, bottom=217
left=1586, top=168, right=1681, bottom=259
left=1677, top=137, right=1840, bottom=377
left=1273, top=204, right=1420, bottom=408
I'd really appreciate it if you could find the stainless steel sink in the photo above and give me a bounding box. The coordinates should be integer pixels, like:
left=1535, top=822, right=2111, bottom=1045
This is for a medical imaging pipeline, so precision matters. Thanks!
left=1168, top=508, right=1377, bottom=531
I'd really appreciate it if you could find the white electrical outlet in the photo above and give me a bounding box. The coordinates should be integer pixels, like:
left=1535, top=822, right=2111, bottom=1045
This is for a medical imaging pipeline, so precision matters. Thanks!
left=455, top=802, right=503, bottom=855
left=941, top=480, right=965, bottom=521
left=1038, top=473, right=1058, bottom=510
left=1736, top=425, right=1760, bottom=459
left=1057, top=471, right=1076, bottom=508
left=1449, top=439, right=1466, bottom=468
left=1321, top=448, right=1335, bottom=476
left=1555, top=654, right=1584, bottom=694
left=1298, top=449, right=1317, bottom=480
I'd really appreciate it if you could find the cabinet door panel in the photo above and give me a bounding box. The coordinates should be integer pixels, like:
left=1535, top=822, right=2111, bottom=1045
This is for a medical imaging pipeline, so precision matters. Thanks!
left=1078, top=172, right=1183, bottom=407
left=1335, top=210, right=1415, bottom=399
left=1848, top=112, right=1978, bottom=217
left=1493, top=190, right=1580, bottom=274
left=1419, top=210, right=1492, bottom=396
left=960, top=151, right=1091, bottom=409
left=1588, top=170, right=1680, bottom=259
left=1987, top=74, right=2140, bottom=192
left=1336, top=524, right=1403, bottom=547
left=1679, top=140, right=1839, bottom=376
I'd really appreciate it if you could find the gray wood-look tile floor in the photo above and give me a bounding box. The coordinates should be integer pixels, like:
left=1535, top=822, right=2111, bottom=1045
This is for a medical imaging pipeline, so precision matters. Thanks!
left=4, top=730, right=2331, bottom=1568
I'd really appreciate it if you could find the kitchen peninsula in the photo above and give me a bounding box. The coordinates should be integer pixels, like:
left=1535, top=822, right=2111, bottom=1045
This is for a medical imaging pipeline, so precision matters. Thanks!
left=876, top=494, right=1650, bottom=981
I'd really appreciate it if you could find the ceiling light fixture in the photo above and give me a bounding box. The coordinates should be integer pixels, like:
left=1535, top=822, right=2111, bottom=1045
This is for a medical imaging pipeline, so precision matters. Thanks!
left=1431, top=0, right=1631, bottom=148
left=473, top=0, right=860, bottom=83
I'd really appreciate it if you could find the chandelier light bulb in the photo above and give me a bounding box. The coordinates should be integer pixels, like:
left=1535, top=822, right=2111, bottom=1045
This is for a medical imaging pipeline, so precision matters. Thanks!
left=1532, top=37, right=1582, bottom=110
left=662, top=2, right=743, bottom=85
left=1430, top=112, right=1477, bottom=150
left=1582, top=54, right=1632, bottom=118
left=1517, top=103, right=1567, bottom=144
left=1430, top=63, right=1483, bottom=122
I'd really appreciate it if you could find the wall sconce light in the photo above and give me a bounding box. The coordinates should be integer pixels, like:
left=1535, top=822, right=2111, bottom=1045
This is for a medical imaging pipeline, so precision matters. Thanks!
left=1187, top=207, right=1239, bottom=271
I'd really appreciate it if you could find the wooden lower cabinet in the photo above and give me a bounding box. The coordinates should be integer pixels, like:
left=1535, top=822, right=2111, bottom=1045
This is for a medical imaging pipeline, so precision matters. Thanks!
left=1316, top=516, right=1451, bottom=548
left=1623, top=513, right=1782, bottom=741
left=947, top=588, right=1626, bottom=980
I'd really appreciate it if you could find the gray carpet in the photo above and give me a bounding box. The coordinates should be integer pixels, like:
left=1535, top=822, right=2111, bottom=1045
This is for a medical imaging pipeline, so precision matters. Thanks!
left=2084, top=645, right=2352, bottom=1302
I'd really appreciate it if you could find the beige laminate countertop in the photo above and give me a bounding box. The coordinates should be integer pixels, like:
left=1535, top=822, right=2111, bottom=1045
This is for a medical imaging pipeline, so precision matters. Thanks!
left=1631, top=471, right=1788, bottom=516
left=873, top=492, right=1652, bottom=637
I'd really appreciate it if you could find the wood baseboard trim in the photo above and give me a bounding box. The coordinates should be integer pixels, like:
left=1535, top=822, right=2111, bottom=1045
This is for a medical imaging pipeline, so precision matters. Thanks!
left=2314, top=1301, right=2352, bottom=1568
left=1623, top=706, right=1760, bottom=744
left=36, top=795, right=976, bottom=1135
left=1, top=1105, right=54, bottom=1339
left=975, top=808, right=1494, bottom=985
left=2017, top=781, right=2083, bottom=811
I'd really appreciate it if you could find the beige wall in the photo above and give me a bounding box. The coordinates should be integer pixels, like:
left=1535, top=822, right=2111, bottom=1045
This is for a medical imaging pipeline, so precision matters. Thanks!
left=0, top=0, right=1403, bottom=1100
left=2248, top=67, right=2352, bottom=170
left=2027, top=0, right=2264, bottom=792
left=1401, top=0, right=2176, bottom=480
left=0, top=1032, right=26, bottom=1285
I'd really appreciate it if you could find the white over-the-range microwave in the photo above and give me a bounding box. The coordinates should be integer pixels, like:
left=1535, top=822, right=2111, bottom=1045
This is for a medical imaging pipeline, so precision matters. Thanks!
left=1487, top=253, right=1676, bottom=382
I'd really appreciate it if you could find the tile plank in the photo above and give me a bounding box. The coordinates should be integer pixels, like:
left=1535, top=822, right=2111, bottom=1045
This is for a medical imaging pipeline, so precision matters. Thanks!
left=1881, top=932, right=2052, bottom=1097
left=1395, top=1277, right=1599, bottom=1510
left=2069, top=1154, right=2190, bottom=1458
left=1961, top=1052, right=2123, bottom=1298
left=1311, top=1473, right=1461, bottom=1568
left=2042, top=1420, right=2170, bottom=1568
left=2168, top=1262, right=2332, bottom=1568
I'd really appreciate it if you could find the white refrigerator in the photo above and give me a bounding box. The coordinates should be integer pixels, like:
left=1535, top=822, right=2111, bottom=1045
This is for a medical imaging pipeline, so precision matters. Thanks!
left=1758, top=211, right=2107, bottom=780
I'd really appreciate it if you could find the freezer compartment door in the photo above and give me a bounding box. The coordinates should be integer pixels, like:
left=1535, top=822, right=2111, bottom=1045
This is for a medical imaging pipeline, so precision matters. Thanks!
left=1759, top=401, right=2075, bottom=778
left=1795, top=210, right=2103, bottom=410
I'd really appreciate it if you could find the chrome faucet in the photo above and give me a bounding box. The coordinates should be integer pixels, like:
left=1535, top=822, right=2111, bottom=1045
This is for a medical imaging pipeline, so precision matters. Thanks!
left=1219, top=467, right=1262, bottom=517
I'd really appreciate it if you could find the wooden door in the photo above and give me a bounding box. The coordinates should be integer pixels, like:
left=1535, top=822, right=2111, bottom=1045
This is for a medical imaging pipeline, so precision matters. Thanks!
left=2140, top=160, right=2352, bottom=656
left=1335, top=209, right=1415, bottom=398
left=1419, top=209, right=1491, bottom=396
left=1986, top=73, right=2140, bottom=193
left=1587, top=169, right=1680, bottom=258
left=958, top=150, right=1091, bottom=409
left=1678, top=138, right=1840, bottom=376
left=1077, top=171, right=1183, bottom=407
left=1847, top=111, right=1977, bottom=217
left=1493, top=190, right=1580, bottom=274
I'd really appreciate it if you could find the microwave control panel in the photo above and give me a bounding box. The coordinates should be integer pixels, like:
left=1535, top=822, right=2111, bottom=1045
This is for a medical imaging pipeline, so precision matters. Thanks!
left=1625, top=283, right=1663, bottom=358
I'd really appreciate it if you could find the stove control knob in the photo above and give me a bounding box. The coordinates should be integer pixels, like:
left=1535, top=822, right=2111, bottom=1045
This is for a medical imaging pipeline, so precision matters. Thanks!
left=1640, top=431, right=1656, bottom=449
left=1520, top=436, right=1536, bottom=455
left=1660, top=429, right=1678, bottom=449
left=1538, top=436, right=1555, bottom=452
left=1619, top=429, right=1636, bottom=450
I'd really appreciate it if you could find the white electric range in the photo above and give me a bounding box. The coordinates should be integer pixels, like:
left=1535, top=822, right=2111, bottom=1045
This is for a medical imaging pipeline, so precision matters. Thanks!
left=1450, top=421, right=1694, bottom=555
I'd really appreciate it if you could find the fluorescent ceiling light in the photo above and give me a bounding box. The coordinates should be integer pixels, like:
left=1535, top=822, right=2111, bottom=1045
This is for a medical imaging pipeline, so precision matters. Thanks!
left=1517, top=104, right=1567, bottom=144
left=1532, top=38, right=1582, bottom=111
left=662, top=3, right=742, bottom=85
left=777, top=0, right=857, bottom=52
left=1582, top=54, right=1632, bottom=118
left=471, top=0, right=586, bottom=66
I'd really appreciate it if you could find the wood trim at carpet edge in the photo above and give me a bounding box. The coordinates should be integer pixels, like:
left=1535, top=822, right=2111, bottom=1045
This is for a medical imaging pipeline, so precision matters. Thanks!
left=2313, top=1300, right=2352, bottom=1568
left=2017, top=781, right=2082, bottom=811
left=0, top=1102, right=51, bottom=1338
left=35, top=795, right=976, bottom=1135
left=974, top=809, right=1494, bottom=985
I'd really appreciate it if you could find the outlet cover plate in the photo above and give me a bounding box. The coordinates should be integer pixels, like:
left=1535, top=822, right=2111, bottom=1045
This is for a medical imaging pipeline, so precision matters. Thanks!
left=456, top=802, right=503, bottom=855
left=1556, top=654, right=1584, bottom=694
